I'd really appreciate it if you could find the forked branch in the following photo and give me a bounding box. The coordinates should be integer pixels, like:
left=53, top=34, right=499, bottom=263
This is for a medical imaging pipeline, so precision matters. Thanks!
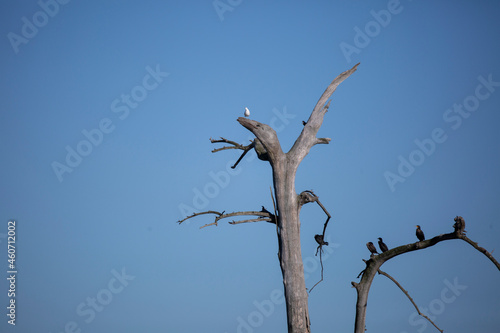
left=210, top=137, right=256, bottom=169
left=288, top=63, right=360, bottom=165
left=210, top=137, right=251, bottom=152
left=210, top=137, right=270, bottom=168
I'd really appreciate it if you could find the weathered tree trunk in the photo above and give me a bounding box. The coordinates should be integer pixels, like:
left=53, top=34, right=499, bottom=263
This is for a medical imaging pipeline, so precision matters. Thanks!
left=274, top=157, right=310, bottom=332
left=238, top=63, right=359, bottom=332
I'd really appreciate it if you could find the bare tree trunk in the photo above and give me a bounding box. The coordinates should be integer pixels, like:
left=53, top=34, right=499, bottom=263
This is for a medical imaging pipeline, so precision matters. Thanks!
left=238, top=63, right=359, bottom=332
left=274, top=158, right=310, bottom=332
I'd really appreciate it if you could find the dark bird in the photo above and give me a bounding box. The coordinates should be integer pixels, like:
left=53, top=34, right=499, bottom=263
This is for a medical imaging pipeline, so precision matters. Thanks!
left=302, top=120, right=307, bottom=126
left=314, top=234, right=328, bottom=246
left=453, top=216, right=466, bottom=234
left=416, top=225, right=425, bottom=241
left=366, top=242, right=378, bottom=255
left=378, top=237, right=389, bottom=253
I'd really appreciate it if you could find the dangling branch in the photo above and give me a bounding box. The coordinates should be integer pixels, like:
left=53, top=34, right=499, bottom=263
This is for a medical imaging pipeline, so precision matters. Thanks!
left=298, top=190, right=332, bottom=292
left=308, top=248, right=324, bottom=293
left=299, top=190, right=332, bottom=252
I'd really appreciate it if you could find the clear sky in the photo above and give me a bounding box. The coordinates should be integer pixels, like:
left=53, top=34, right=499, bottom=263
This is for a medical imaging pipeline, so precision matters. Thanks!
left=1, top=1, right=499, bottom=332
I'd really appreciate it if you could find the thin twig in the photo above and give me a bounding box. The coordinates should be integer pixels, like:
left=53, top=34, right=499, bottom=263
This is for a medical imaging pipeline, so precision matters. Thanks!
left=177, top=210, right=223, bottom=224
left=309, top=249, right=323, bottom=293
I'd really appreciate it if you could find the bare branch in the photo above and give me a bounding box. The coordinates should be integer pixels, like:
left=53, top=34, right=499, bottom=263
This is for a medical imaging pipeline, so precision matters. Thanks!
left=229, top=217, right=273, bottom=225
left=288, top=64, right=359, bottom=166
left=378, top=269, right=443, bottom=333
left=177, top=210, right=223, bottom=224
left=210, top=137, right=259, bottom=168
left=459, top=234, right=500, bottom=270
left=210, top=137, right=251, bottom=151
left=299, top=190, right=332, bottom=237
left=178, top=209, right=275, bottom=229
left=313, top=64, right=359, bottom=113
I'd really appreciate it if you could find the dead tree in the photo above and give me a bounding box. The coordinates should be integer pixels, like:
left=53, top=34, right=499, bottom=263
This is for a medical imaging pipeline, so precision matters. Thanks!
left=179, top=63, right=359, bottom=333
left=352, top=216, right=500, bottom=333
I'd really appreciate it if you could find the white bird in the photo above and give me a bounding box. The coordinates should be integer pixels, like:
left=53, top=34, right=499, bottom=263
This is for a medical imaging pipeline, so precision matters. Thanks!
left=244, top=107, right=250, bottom=117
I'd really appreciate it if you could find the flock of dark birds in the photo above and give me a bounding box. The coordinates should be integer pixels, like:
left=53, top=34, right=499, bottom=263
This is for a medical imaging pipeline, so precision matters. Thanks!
left=366, top=225, right=426, bottom=255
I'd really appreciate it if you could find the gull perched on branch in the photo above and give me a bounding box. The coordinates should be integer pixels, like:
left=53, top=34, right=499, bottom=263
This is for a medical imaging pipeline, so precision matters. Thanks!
left=244, top=107, right=250, bottom=117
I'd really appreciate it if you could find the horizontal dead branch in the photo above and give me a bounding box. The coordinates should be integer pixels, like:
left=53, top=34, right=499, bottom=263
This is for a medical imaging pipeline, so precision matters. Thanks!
left=229, top=217, right=273, bottom=225
left=178, top=208, right=276, bottom=229
left=210, top=137, right=253, bottom=153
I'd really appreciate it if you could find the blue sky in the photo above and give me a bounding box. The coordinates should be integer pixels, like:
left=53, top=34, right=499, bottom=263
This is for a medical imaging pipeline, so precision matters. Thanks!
left=1, top=1, right=500, bottom=332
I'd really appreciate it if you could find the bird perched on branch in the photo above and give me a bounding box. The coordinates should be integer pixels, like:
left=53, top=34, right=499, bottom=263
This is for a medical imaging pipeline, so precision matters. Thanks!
left=378, top=237, right=389, bottom=253
left=314, top=234, right=328, bottom=246
left=453, top=216, right=466, bottom=234
left=416, top=225, right=425, bottom=242
left=244, top=107, right=250, bottom=117
left=366, top=242, right=378, bottom=255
